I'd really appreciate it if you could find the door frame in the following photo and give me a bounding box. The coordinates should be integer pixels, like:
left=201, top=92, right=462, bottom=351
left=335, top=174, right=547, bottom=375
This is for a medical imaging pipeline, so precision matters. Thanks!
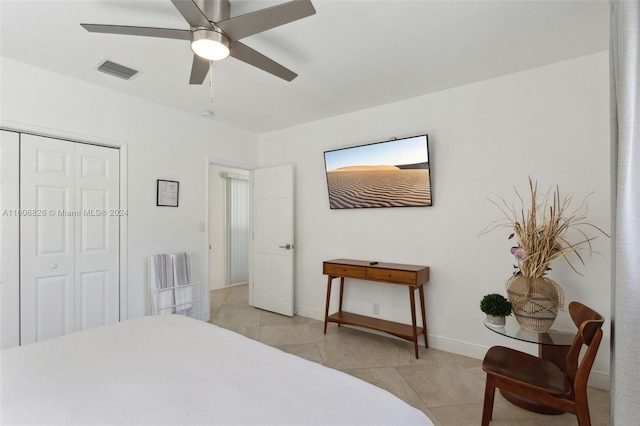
left=0, top=119, right=129, bottom=322
left=205, top=158, right=255, bottom=321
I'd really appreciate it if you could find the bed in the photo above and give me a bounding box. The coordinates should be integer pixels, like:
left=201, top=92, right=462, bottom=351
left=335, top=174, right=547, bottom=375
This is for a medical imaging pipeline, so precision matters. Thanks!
left=1, top=314, right=433, bottom=425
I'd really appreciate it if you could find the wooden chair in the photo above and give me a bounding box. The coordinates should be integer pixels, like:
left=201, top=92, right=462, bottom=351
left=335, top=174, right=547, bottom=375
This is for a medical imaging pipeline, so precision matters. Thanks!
left=481, top=301, right=604, bottom=426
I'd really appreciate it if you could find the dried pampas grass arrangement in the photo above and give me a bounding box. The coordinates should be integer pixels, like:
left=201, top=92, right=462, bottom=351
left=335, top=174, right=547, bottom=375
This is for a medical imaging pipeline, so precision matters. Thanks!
left=483, top=177, right=608, bottom=279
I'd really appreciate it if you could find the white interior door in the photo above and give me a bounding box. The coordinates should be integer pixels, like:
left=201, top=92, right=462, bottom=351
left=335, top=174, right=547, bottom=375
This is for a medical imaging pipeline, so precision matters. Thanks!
left=20, top=135, right=120, bottom=344
left=252, top=164, right=294, bottom=316
left=74, top=142, right=120, bottom=331
left=20, top=135, right=76, bottom=344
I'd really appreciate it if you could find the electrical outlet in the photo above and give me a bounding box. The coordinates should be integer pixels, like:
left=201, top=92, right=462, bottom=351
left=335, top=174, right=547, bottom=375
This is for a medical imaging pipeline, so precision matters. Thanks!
left=373, top=303, right=380, bottom=315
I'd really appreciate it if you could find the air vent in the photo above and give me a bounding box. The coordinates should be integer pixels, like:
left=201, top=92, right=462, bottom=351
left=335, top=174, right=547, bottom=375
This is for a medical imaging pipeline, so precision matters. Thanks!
left=97, top=60, right=138, bottom=80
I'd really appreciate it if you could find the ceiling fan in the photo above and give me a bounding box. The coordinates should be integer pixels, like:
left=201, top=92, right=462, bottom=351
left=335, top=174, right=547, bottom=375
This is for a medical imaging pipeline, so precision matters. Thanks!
left=81, top=0, right=315, bottom=84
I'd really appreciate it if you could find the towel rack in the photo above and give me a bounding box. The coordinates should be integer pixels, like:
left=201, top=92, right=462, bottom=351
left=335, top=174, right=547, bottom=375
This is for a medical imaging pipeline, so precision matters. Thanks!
left=149, top=253, right=201, bottom=319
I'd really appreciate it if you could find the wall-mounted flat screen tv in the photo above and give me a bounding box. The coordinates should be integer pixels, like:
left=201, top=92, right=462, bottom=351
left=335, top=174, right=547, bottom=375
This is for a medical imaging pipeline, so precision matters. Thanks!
left=323, top=134, right=432, bottom=209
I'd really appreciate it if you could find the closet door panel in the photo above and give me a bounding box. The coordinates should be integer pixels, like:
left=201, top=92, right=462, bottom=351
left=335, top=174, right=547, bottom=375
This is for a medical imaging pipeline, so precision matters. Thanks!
left=36, top=186, right=71, bottom=254
left=80, top=189, right=108, bottom=251
left=35, top=275, right=73, bottom=341
left=80, top=270, right=108, bottom=330
left=20, top=135, right=75, bottom=345
left=75, top=143, right=120, bottom=330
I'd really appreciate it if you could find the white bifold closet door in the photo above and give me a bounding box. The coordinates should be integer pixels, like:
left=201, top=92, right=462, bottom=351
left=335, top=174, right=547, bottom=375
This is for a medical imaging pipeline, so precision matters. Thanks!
left=20, top=134, right=120, bottom=344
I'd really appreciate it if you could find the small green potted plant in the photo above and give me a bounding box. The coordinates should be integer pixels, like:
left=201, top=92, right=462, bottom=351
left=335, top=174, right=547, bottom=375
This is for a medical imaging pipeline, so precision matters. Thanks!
left=480, top=293, right=512, bottom=327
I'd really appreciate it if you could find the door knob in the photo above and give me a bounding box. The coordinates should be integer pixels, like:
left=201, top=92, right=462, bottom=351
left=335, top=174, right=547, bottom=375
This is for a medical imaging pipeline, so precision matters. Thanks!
left=278, top=244, right=293, bottom=250
left=50, top=264, right=58, bottom=269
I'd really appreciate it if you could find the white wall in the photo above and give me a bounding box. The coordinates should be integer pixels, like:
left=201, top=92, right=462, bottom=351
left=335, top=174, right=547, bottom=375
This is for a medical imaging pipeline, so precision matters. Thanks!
left=1, top=58, right=259, bottom=321
left=258, top=52, right=611, bottom=385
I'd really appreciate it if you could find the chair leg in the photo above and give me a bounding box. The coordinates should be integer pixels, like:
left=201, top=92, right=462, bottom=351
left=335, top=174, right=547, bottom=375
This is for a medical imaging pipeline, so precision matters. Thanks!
left=575, top=398, right=591, bottom=426
left=481, top=375, right=496, bottom=426
left=575, top=408, right=591, bottom=426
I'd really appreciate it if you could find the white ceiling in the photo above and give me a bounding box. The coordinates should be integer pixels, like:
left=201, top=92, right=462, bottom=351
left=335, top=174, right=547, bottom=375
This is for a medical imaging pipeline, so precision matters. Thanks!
left=1, top=0, right=609, bottom=134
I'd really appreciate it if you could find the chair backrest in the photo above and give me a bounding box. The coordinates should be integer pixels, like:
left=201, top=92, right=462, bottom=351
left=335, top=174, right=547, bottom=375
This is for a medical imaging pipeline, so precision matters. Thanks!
left=565, top=301, right=605, bottom=394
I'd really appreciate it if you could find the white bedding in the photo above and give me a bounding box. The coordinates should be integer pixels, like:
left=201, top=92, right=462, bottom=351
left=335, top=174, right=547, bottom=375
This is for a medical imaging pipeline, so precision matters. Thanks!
left=1, top=315, right=433, bottom=425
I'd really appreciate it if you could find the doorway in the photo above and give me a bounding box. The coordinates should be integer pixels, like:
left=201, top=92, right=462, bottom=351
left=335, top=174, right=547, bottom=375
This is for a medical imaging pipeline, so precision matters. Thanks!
left=208, top=164, right=250, bottom=292
left=205, top=162, right=295, bottom=322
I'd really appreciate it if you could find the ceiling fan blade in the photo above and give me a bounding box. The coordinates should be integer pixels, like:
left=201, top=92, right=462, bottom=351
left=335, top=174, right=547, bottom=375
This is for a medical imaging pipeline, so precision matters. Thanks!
left=217, top=0, right=315, bottom=41
left=81, top=24, right=191, bottom=40
left=230, top=41, right=297, bottom=82
left=171, top=0, right=213, bottom=28
left=190, top=54, right=211, bottom=84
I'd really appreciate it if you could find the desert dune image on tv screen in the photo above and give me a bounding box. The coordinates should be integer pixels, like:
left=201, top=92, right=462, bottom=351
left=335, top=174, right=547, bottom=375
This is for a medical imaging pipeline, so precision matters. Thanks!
left=324, top=136, right=431, bottom=209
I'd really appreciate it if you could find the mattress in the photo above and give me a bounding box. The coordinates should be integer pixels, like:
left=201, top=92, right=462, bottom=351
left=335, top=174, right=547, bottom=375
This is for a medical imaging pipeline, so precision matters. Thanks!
left=1, top=314, right=433, bottom=425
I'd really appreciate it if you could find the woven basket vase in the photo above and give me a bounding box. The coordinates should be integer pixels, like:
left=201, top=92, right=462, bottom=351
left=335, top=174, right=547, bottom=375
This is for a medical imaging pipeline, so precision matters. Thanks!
left=505, top=275, right=564, bottom=333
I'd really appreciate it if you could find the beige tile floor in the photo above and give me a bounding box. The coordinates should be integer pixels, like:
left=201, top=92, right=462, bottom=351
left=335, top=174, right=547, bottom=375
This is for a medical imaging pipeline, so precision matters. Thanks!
left=210, top=284, right=610, bottom=426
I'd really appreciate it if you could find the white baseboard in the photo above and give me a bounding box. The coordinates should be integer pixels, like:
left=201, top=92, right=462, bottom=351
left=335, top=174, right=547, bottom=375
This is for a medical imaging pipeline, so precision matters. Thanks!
left=426, top=333, right=488, bottom=360
left=587, top=370, right=610, bottom=391
left=295, top=305, right=324, bottom=320
left=294, top=303, right=610, bottom=390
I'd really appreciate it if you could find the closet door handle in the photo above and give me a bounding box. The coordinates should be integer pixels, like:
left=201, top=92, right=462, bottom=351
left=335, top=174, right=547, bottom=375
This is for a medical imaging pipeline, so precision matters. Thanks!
left=278, top=244, right=293, bottom=250
left=50, top=263, right=58, bottom=269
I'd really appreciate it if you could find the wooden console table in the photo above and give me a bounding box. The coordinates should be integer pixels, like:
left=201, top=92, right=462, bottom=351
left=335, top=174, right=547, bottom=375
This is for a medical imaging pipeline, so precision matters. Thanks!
left=322, top=259, right=429, bottom=359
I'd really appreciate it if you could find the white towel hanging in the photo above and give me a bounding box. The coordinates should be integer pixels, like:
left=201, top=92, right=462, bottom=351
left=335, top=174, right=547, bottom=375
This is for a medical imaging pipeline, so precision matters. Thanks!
left=149, top=254, right=175, bottom=315
left=172, top=252, right=193, bottom=313
left=149, top=252, right=200, bottom=319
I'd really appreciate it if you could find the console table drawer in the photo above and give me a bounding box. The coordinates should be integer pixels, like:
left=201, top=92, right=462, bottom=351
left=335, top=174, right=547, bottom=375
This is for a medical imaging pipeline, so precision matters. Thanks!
left=323, top=263, right=367, bottom=278
left=367, top=268, right=416, bottom=284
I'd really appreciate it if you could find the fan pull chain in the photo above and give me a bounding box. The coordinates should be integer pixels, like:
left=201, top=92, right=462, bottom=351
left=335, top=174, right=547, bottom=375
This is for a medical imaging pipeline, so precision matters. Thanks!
left=209, top=61, right=214, bottom=103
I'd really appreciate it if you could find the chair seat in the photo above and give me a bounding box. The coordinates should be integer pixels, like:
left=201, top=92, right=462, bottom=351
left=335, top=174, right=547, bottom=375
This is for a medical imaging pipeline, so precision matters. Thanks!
left=482, top=346, right=571, bottom=396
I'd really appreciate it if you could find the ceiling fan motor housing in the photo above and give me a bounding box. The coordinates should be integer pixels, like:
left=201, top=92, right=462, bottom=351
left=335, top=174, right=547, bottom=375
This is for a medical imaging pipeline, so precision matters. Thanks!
left=195, top=0, right=230, bottom=22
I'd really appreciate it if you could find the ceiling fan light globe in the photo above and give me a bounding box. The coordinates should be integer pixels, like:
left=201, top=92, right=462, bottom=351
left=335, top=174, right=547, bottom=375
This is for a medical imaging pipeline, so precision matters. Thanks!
left=191, top=40, right=230, bottom=60
left=191, top=28, right=230, bottom=61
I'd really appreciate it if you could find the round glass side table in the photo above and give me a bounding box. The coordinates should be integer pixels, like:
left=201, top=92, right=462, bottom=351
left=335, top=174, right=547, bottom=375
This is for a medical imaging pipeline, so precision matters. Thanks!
left=484, top=317, right=577, bottom=415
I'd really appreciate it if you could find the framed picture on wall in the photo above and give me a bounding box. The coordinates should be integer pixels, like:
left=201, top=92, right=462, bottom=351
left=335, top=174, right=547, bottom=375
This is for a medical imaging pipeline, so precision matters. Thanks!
left=157, top=179, right=179, bottom=207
